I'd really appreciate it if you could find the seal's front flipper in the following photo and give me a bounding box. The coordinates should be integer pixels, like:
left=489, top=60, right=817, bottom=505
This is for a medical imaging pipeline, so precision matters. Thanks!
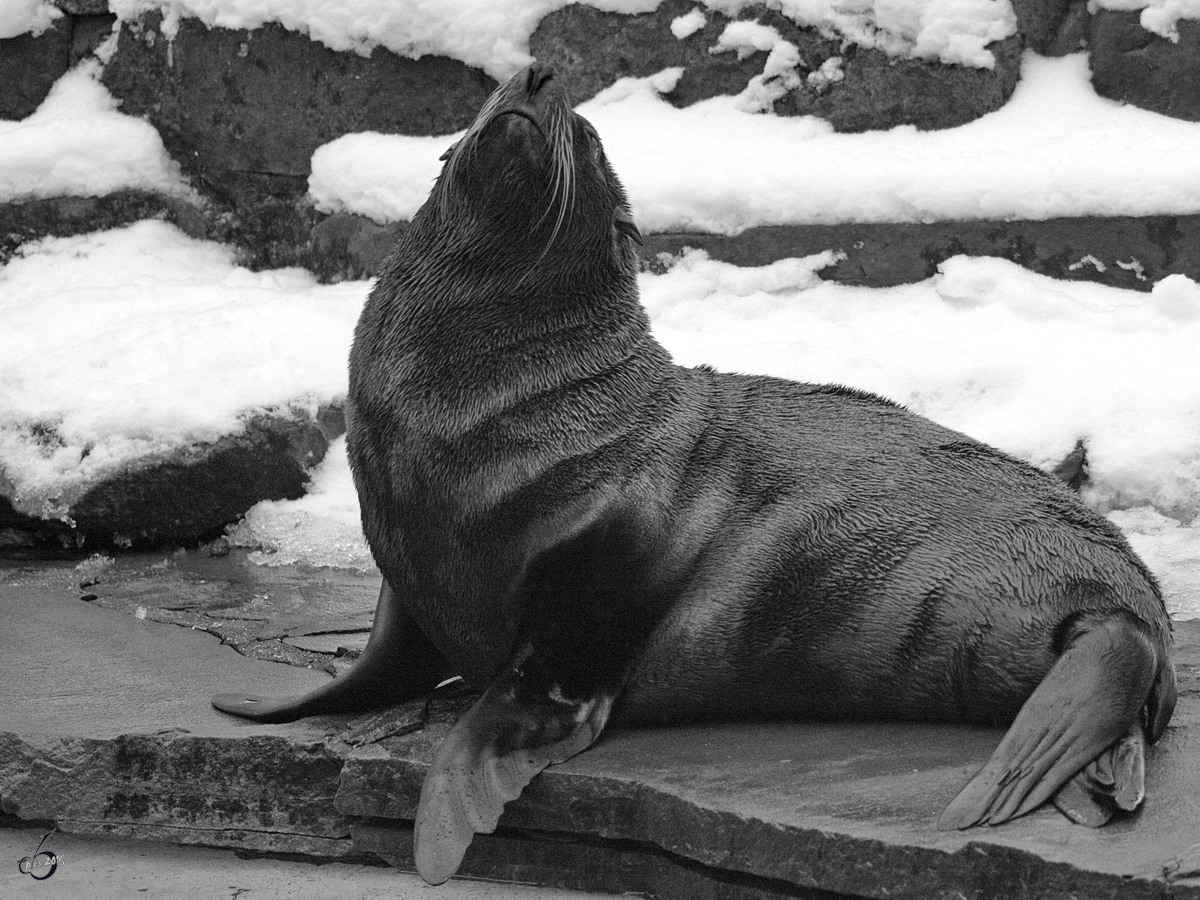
left=938, top=610, right=1163, bottom=830
left=211, top=582, right=452, bottom=724
left=414, top=657, right=613, bottom=885
left=1052, top=722, right=1146, bottom=826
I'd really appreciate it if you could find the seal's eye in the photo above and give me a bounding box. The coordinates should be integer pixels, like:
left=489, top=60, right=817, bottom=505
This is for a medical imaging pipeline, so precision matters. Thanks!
left=585, top=131, right=602, bottom=164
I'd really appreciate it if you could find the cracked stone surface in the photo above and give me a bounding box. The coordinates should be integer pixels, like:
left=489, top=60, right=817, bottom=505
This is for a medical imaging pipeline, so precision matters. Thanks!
left=3, top=553, right=1200, bottom=898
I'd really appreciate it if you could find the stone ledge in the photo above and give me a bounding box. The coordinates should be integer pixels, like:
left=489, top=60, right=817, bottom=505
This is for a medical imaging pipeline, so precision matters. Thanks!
left=641, top=214, right=1200, bottom=291
left=2, top=564, right=1199, bottom=900
left=10, top=193, right=1199, bottom=294
left=317, top=212, right=1200, bottom=293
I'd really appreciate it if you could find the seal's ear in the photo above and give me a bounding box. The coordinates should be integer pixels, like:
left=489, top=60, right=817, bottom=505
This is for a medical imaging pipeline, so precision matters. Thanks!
left=439, top=141, right=460, bottom=162
left=614, top=207, right=643, bottom=246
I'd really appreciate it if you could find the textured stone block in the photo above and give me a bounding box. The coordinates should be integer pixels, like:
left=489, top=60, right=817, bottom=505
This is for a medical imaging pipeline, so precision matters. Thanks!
left=0, top=409, right=338, bottom=550
left=0, top=16, right=72, bottom=120
left=1090, top=10, right=1200, bottom=122
left=100, top=13, right=495, bottom=199
left=530, top=0, right=1024, bottom=133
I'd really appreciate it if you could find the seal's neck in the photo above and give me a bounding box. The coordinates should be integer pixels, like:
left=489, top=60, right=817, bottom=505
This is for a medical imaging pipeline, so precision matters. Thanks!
left=351, top=227, right=664, bottom=430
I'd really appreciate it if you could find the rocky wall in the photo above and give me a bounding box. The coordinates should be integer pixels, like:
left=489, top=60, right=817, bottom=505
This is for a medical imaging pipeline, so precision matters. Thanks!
left=2, top=0, right=1197, bottom=282
left=2, top=0, right=1199, bottom=551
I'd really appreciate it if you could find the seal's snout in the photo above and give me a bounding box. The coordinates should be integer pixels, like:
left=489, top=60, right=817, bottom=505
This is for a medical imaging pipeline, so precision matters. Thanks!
left=525, top=61, right=556, bottom=97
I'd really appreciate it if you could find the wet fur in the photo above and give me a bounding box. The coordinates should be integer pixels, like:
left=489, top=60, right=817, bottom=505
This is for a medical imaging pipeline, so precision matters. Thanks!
left=215, top=63, right=1176, bottom=882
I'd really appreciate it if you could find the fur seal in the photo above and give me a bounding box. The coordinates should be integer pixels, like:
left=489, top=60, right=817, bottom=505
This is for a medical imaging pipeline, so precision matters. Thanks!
left=213, top=61, right=1176, bottom=883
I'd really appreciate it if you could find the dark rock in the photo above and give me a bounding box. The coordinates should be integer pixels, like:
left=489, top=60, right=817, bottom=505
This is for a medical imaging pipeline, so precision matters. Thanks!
left=71, top=412, right=330, bottom=548
left=100, top=12, right=495, bottom=201
left=1044, top=0, right=1092, bottom=57
left=529, top=0, right=761, bottom=107
left=0, top=191, right=207, bottom=266
left=641, top=214, right=1200, bottom=292
left=309, top=213, right=407, bottom=282
left=0, top=410, right=333, bottom=551
left=0, top=16, right=72, bottom=120
left=1052, top=440, right=1090, bottom=492
left=1009, top=0, right=1075, bottom=54
left=0, top=527, right=38, bottom=549
left=202, top=180, right=327, bottom=271
left=530, top=0, right=1023, bottom=132
left=69, top=13, right=116, bottom=65
left=776, top=35, right=1023, bottom=132
left=314, top=402, right=348, bottom=441
left=1090, top=10, right=1200, bottom=121
left=93, top=12, right=492, bottom=270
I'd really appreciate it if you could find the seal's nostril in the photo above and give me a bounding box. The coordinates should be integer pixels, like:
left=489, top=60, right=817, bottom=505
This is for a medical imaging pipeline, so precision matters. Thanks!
left=526, top=61, right=555, bottom=95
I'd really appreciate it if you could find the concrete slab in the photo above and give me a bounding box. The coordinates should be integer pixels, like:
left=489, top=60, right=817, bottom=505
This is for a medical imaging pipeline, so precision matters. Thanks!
left=3, top=553, right=1200, bottom=899
left=0, top=825, right=609, bottom=900
left=1, top=573, right=333, bottom=740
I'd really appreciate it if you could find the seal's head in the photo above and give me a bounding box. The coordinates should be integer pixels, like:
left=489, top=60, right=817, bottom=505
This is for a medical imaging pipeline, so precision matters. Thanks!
left=424, top=62, right=642, bottom=270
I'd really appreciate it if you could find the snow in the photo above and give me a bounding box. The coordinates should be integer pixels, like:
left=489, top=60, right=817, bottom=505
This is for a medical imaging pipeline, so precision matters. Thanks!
left=670, top=7, right=707, bottom=40
left=710, top=22, right=805, bottom=112
left=706, top=0, right=1016, bottom=68
left=1091, top=0, right=1200, bottom=41
left=3, top=224, right=1198, bottom=616
left=0, top=221, right=364, bottom=516
left=226, top=435, right=376, bottom=571
left=0, top=59, right=191, bottom=204
left=0, top=0, right=60, bottom=39
left=310, top=53, right=1200, bottom=233
left=92, top=0, right=1012, bottom=79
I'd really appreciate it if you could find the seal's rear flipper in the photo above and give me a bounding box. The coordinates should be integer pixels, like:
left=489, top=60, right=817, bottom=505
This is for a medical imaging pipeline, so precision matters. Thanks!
left=938, top=609, right=1166, bottom=830
left=414, top=660, right=613, bottom=885
left=1051, top=722, right=1146, bottom=826
left=211, top=582, right=452, bottom=723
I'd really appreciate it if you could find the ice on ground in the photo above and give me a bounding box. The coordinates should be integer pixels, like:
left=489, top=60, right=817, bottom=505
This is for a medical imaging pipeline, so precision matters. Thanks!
left=309, top=53, right=1200, bottom=233
left=227, top=436, right=376, bottom=572
left=0, top=60, right=192, bottom=204
left=0, top=221, right=366, bottom=514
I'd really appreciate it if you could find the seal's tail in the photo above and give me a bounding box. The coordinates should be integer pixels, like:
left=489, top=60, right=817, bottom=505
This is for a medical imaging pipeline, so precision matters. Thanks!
left=938, top=609, right=1175, bottom=830
left=414, top=665, right=613, bottom=885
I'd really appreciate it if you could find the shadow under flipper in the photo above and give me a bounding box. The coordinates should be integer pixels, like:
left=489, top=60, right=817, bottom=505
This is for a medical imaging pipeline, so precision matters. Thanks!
left=211, top=580, right=454, bottom=724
